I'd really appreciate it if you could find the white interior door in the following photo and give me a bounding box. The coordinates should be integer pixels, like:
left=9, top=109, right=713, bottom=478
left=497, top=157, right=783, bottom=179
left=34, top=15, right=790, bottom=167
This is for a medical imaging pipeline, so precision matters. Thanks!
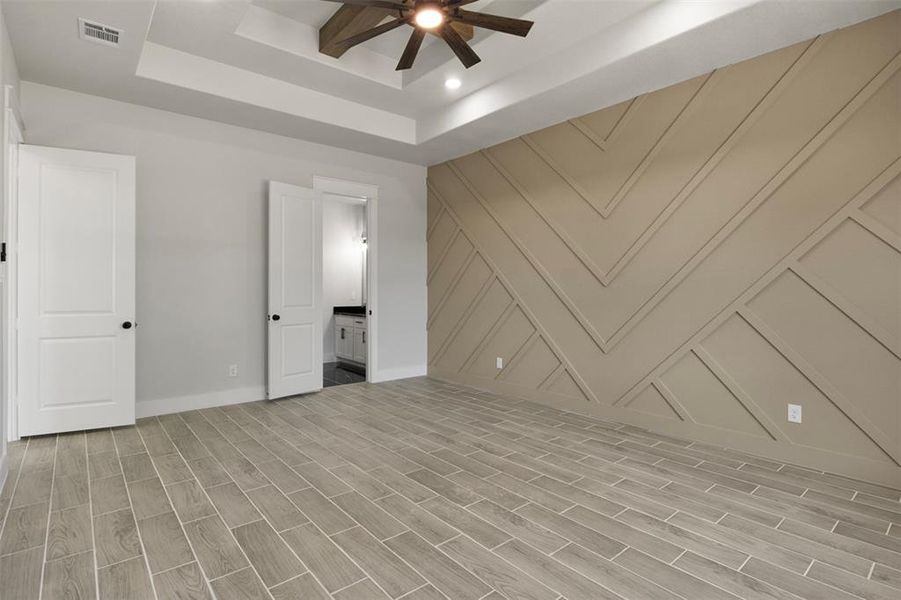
left=18, top=145, right=136, bottom=435
left=268, top=181, right=322, bottom=399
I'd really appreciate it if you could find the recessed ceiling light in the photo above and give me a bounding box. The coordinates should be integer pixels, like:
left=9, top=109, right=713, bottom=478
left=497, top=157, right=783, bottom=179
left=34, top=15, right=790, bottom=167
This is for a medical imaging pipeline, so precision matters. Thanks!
left=414, top=6, right=444, bottom=29
left=444, top=78, right=462, bottom=90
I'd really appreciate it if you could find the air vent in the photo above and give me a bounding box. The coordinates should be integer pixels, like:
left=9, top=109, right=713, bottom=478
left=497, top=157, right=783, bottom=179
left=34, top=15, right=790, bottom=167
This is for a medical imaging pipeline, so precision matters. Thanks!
left=78, top=18, right=121, bottom=47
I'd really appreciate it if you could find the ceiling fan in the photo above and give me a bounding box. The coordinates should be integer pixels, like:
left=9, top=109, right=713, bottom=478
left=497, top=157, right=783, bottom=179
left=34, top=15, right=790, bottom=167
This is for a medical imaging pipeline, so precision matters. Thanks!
left=323, top=0, right=534, bottom=70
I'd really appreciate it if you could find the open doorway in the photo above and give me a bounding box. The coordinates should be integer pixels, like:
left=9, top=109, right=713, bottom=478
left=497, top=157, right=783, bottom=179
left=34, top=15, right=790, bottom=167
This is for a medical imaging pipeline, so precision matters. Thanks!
left=314, top=176, right=377, bottom=388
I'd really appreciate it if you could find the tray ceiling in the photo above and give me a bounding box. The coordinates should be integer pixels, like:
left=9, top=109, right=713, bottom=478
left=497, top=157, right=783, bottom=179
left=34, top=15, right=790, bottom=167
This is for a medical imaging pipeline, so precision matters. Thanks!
left=4, top=0, right=898, bottom=164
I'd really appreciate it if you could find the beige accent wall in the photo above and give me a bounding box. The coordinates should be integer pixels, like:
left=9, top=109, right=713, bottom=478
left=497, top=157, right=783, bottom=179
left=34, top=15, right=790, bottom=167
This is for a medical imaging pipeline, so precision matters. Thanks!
left=426, top=11, right=901, bottom=486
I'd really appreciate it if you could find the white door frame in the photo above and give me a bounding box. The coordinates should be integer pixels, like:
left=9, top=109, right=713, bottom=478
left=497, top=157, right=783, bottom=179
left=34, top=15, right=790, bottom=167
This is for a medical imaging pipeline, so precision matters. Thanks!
left=313, top=176, right=378, bottom=382
left=3, top=85, right=23, bottom=443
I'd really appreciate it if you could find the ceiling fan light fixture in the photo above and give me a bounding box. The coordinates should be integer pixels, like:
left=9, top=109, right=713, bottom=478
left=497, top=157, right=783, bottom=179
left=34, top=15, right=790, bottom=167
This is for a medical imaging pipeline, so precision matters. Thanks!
left=444, top=77, right=461, bottom=90
left=324, top=0, right=534, bottom=70
left=414, top=6, right=444, bottom=29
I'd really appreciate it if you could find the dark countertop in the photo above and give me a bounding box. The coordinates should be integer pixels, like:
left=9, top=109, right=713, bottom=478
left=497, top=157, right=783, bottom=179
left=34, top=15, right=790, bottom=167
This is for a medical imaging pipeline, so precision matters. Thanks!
left=334, top=305, right=366, bottom=316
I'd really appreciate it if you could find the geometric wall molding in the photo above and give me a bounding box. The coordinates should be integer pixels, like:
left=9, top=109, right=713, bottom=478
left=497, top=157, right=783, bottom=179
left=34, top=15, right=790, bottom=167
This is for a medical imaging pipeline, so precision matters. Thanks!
left=428, top=11, right=901, bottom=486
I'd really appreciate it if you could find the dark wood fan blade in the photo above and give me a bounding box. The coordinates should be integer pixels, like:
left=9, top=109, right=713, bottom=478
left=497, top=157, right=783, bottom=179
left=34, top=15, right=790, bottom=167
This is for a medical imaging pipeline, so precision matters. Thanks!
left=444, top=0, right=481, bottom=5
left=450, top=9, right=533, bottom=37
left=335, top=18, right=408, bottom=49
left=396, top=28, right=426, bottom=70
left=441, top=24, right=481, bottom=68
left=321, top=0, right=410, bottom=10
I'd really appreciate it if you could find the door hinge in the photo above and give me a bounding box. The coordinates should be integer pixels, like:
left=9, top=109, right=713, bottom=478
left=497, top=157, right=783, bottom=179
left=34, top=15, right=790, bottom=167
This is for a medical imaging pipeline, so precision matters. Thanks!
left=1, top=242, right=6, bottom=262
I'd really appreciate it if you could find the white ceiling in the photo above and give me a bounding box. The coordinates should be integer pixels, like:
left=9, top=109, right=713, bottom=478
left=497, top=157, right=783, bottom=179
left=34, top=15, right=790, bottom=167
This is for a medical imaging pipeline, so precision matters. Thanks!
left=4, top=0, right=898, bottom=165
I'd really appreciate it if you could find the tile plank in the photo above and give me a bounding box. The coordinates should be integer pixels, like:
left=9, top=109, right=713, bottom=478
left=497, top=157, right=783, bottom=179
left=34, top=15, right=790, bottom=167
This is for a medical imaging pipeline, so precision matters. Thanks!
left=183, top=514, right=248, bottom=579
left=440, top=535, right=558, bottom=600
left=333, top=578, right=390, bottom=600
left=270, top=572, right=332, bottom=600
left=0, top=546, right=44, bottom=600
left=42, top=551, right=96, bottom=600
left=47, top=505, right=93, bottom=561
left=246, top=485, right=308, bottom=532
left=153, top=562, right=213, bottom=600
left=232, top=519, right=305, bottom=587
left=555, top=542, right=681, bottom=600
left=615, top=548, right=740, bottom=600
left=673, top=551, right=797, bottom=600
left=469, top=499, right=568, bottom=554
left=385, top=531, right=491, bottom=600
left=289, top=487, right=356, bottom=534
left=280, top=522, right=363, bottom=592
left=94, top=508, right=142, bottom=568
left=421, top=496, right=511, bottom=549
left=127, top=477, right=171, bottom=521
left=210, top=567, right=270, bottom=600
left=494, top=538, right=622, bottom=600
left=377, top=493, right=459, bottom=545
left=332, top=490, right=407, bottom=540
left=97, top=556, right=154, bottom=600
left=167, top=479, right=217, bottom=523
left=207, top=482, right=261, bottom=528
left=137, top=511, right=194, bottom=573
left=332, top=526, right=426, bottom=598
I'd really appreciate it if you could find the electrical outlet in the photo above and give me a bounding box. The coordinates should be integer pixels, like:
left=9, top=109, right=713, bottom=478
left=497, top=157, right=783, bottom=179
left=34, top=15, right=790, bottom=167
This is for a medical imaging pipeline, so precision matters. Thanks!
left=228, top=364, right=238, bottom=378
left=787, top=403, right=802, bottom=424
left=496, top=357, right=503, bottom=369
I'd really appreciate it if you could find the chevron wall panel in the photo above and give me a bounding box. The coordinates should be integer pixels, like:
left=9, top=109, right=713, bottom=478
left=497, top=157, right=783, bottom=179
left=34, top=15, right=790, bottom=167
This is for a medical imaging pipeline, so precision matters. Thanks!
left=427, top=11, right=901, bottom=486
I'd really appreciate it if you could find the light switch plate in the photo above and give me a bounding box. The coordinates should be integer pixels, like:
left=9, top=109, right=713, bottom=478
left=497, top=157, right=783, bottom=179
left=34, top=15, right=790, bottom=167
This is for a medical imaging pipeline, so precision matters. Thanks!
left=787, top=403, right=802, bottom=424
left=496, top=357, right=503, bottom=369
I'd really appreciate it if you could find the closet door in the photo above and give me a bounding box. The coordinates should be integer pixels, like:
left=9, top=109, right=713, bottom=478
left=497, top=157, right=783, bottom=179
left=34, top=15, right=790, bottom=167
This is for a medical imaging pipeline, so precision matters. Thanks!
left=18, top=145, right=136, bottom=435
left=268, top=181, right=322, bottom=399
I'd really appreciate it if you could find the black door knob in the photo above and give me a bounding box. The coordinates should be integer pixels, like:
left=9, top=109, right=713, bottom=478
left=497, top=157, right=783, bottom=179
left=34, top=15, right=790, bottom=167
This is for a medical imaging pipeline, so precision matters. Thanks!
left=122, top=321, right=133, bottom=329
left=271, top=314, right=281, bottom=321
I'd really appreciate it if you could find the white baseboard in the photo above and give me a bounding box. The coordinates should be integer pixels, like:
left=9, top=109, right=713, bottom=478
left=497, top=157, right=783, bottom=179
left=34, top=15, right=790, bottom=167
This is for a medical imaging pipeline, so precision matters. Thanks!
left=371, top=364, right=427, bottom=383
left=135, top=365, right=426, bottom=418
left=136, top=386, right=266, bottom=418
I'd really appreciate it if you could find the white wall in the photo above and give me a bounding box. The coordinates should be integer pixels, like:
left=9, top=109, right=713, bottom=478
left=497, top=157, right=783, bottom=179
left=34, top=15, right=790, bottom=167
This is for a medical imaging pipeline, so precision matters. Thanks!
left=20, top=82, right=427, bottom=415
left=0, top=8, right=20, bottom=488
left=322, top=196, right=365, bottom=362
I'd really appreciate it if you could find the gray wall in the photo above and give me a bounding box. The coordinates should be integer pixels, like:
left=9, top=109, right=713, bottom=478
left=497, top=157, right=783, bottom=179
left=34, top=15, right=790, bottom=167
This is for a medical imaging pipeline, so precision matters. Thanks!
left=21, top=82, right=427, bottom=413
left=427, top=12, right=901, bottom=486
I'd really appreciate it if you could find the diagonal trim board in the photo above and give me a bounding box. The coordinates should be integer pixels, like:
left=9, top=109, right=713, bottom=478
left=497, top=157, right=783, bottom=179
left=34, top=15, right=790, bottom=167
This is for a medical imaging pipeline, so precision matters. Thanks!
left=566, top=95, right=645, bottom=153
left=497, top=36, right=823, bottom=293
left=522, top=72, right=717, bottom=220
left=616, top=159, right=901, bottom=459
left=447, top=42, right=901, bottom=356
left=428, top=182, right=598, bottom=404
left=428, top=11, right=901, bottom=486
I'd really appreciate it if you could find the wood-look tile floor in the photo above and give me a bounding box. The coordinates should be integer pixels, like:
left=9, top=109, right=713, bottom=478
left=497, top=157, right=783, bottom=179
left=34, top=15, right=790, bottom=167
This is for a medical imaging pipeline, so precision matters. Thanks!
left=2, top=377, right=900, bottom=600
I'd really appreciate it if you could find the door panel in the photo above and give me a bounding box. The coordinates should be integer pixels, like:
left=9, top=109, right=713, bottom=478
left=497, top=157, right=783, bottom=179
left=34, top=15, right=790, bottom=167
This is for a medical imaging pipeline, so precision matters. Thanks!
left=353, top=327, right=366, bottom=364
left=336, top=325, right=350, bottom=360
left=281, top=198, right=314, bottom=307
left=268, top=182, right=322, bottom=398
left=282, top=324, right=314, bottom=376
left=40, top=166, right=116, bottom=312
left=40, top=338, right=116, bottom=407
left=18, top=145, right=135, bottom=435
